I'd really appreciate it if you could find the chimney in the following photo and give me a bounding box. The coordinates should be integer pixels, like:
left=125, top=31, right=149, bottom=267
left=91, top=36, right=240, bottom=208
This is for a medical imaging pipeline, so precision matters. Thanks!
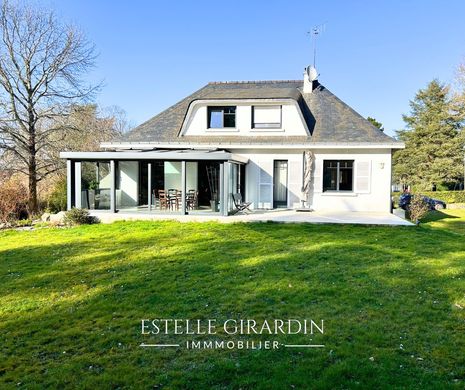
left=303, top=66, right=318, bottom=93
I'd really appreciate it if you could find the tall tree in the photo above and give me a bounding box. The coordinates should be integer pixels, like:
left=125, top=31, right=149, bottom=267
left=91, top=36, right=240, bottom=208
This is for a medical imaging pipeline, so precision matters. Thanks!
left=0, top=1, right=98, bottom=214
left=53, top=104, right=128, bottom=153
left=367, top=116, right=384, bottom=131
left=393, top=80, right=464, bottom=190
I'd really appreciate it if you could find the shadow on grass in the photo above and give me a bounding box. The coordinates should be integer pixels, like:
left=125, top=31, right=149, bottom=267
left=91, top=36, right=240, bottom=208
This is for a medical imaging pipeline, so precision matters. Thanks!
left=422, top=210, right=460, bottom=223
left=1, top=221, right=465, bottom=389
left=421, top=210, right=465, bottom=237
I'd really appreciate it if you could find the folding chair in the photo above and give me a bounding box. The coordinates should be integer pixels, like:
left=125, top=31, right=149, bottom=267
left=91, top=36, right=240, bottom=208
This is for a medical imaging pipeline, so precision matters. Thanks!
left=232, top=193, right=252, bottom=214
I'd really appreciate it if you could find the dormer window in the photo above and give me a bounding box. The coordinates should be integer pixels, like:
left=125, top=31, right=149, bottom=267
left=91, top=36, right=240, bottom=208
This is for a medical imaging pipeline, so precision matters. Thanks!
left=207, top=106, right=236, bottom=128
left=252, top=105, right=282, bottom=129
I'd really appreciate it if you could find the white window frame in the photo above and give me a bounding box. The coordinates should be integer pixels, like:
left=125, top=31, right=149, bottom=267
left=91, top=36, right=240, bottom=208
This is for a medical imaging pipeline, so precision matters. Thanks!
left=207, top=106, right=237, bottom=130
left=322, top=160, right=354, bottom=193
left=251, top=105, right=282, bottom=130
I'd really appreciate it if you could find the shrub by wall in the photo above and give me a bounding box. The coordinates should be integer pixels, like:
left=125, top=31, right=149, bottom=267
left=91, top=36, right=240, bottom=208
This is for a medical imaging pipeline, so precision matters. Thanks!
left=408, top=195, right=429, bottom=224
left=64, top=208, right=99, bottom=225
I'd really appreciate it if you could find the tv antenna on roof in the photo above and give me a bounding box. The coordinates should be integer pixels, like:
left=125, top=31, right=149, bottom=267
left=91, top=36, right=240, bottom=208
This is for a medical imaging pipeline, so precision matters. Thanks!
left=308, top=22, right=326, bottom=68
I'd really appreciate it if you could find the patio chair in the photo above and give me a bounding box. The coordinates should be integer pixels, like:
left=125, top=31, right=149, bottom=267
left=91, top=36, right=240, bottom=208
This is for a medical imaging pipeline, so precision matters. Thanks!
left=232, top=193, right=252, bottom=214
left=157, top=189, right=168, bottom=210
left=151, top=189, right=159, bottom=209
left=186, top=190, right=199, bottom=210
left=174, top=190, right=183, bottom=210
left=166, top=189, right=179, bottom=210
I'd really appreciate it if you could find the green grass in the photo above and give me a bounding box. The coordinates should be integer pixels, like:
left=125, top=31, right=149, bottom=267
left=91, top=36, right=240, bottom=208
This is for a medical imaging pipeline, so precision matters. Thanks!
left=1, top=212, right=465, bottom=389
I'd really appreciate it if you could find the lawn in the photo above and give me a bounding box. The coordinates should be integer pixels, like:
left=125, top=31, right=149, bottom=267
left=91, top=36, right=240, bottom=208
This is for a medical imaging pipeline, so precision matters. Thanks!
left=1, top=210, right=464, bottom=389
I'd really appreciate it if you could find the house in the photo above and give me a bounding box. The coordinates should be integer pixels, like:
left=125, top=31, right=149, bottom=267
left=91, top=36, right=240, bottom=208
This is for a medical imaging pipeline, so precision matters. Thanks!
left=60, top=66, right=404, bottom=216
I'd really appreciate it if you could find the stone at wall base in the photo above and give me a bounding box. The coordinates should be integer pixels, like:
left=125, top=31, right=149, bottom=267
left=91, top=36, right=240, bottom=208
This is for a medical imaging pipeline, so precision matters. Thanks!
left=393, top=208, right=406, bottom=219
left=49, top=211, right=67, bottom=224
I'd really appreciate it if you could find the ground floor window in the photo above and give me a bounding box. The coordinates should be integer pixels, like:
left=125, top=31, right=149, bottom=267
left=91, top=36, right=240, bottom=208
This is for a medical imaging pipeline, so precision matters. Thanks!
left=323, top=160, right=353, bottom=192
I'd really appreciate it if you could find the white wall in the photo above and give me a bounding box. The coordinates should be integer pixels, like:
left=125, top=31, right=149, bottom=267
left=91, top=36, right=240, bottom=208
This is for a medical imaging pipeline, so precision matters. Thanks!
left=164, top=161, right=198, bottom=191
left=186, top=162, right=198, bottom=191
left=118, top=161, right=139, bottom=207
left=164, top=161, right=181, bottom=190
left=311, top=149, right=392, bottom=212
left=182, top=101, right=308, bottom=137
left=236, top=148, right=392, bottom=213
left=99, top=165, right=112, bottom=188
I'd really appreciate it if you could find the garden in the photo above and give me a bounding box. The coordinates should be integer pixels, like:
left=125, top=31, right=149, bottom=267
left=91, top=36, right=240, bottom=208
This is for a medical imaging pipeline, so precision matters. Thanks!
left=1, top=210, right=464, bottom=388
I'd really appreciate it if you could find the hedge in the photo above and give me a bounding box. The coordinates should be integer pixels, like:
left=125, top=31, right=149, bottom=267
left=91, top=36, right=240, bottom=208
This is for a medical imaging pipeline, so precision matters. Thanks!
left=392, top=190, right=465, bottom=205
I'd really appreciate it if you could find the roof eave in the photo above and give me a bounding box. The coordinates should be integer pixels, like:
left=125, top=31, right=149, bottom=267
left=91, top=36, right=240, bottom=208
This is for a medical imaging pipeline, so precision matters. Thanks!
left=59, top=150, right=249, bottom=164
left=100, top=141, right=405, bottom=150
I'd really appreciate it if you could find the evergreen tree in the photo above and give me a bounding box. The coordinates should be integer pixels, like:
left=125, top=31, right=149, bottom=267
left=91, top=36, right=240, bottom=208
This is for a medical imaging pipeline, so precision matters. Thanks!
left=367, top=116, right=384, bottom=131
left=393, top=80, right=464, bottom=191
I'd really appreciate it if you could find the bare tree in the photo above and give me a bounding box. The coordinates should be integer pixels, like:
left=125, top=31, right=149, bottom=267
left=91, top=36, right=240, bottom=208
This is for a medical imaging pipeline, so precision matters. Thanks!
left=101, top=105, right=133, bottom=135
left=54, top=104, right=128, bottom=153
left=0, top=0, right=99, bottom=214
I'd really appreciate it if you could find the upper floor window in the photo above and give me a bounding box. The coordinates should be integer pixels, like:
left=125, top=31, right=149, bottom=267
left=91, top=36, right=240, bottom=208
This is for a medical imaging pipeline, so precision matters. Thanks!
left=207, top=106, right=236, bottom=128
left=323, top=160, right=354, bottom=192
left=252, top=105, right=282, bottom=129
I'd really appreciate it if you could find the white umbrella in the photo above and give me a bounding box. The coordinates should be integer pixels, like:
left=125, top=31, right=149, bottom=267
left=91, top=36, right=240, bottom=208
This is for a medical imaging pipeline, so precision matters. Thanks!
left=301, top=150, right=314, bottom=208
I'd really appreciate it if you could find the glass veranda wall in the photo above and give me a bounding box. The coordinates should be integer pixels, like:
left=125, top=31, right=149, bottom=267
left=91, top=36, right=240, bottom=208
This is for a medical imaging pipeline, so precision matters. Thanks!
left=148, top=161, right=221, bottom=214
left=68, top=159, right=237, bottom=215
left=80, top=161, right=111, bottom=210
left=227, top=162, right=244, bottom=213
left=117, top=161, right=219, bottom=213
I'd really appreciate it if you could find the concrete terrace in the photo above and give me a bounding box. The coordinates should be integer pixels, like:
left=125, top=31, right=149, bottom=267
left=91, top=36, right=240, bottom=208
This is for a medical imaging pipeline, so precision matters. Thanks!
left=90, top=209, right=413, bottom=226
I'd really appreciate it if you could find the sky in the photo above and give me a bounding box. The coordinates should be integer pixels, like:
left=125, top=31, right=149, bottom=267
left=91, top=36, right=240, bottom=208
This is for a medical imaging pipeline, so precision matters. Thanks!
left=44, top=0, right=465, bottom=137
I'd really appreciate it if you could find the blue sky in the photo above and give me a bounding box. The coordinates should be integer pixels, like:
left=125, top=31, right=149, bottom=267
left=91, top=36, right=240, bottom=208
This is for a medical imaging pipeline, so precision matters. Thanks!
left=47, top=0, right=465, bottom=136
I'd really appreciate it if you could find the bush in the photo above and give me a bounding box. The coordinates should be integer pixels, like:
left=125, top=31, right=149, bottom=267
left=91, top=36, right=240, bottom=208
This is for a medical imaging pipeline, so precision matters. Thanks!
left=0, top=178, right=28, bottom=223
left=47, top=177, right=67, bottom=213
left=408, top=195, right=429, bottom=225
left=14, top=219, right=33, bottom=227
left=64, top=208, right=99, bottom=225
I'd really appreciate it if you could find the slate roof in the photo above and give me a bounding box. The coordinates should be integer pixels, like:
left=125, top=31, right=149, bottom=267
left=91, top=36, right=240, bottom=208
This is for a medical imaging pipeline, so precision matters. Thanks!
left=119, top=80, right=400, bottom=145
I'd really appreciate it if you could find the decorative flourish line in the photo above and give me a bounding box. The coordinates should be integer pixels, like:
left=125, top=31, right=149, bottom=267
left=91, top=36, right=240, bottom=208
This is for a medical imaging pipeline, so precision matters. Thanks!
left=140, top=343, right=180, bottom=347
left=140, top=343, right=324, bottom=348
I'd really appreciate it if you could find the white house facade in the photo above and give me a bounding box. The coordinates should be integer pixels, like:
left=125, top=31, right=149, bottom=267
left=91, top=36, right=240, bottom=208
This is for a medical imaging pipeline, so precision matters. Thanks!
left=60, top=67, right=403, bottom=216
